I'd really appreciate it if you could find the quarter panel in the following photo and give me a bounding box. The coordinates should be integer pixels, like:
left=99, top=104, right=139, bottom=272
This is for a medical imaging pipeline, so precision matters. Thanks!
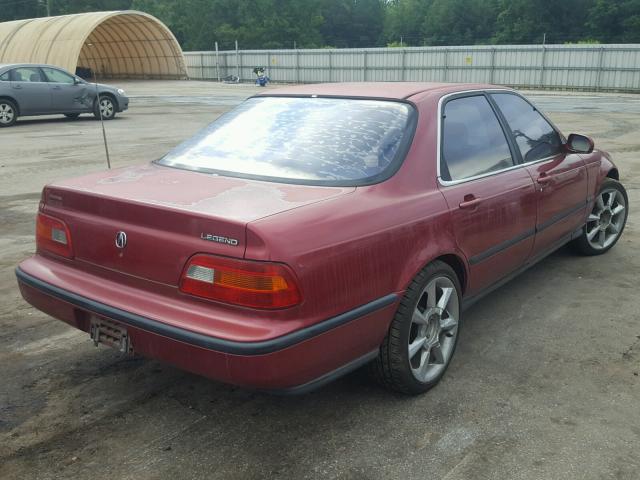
left=247, top=188, right=456, bottom=323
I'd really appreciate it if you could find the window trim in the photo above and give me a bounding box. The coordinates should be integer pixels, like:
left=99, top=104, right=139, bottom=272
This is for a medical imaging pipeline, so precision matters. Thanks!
left=488, top=90, right=566, bottom=165
left=9, top=66, right=48, bottom=83
left=156, top=94, right=420, bottom=188
left=437, top=89, right=566, bottom=187
left=41, top=66, right=75, bottom=85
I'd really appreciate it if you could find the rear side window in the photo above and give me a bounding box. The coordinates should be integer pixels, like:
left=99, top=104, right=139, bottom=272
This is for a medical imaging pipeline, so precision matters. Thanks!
left=491, top=93, right=562, bottom=162
left=11, top=67, right=44, bottom=82
left=0, top=71, right=8, bottom=81
left=441, top=95, right=514, bottom=181
left=158, top=96, right=416, bottom=186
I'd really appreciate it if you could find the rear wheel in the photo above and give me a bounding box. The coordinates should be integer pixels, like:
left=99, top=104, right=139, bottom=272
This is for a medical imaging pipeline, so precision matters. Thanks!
left=64, top=113, right=81, bottom=119
left=0, top=99, right=17, bottom=127
left=94, top=95, right=116, bottom=120
left=370, top=260, right=462, bottom=395
left=572, top=179, right=628, bottom=255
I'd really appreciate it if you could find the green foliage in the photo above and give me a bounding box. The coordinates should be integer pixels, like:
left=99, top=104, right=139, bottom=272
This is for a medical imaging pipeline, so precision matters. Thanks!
left=0, top=0, right=638, bottom=49
left=587, top=0, right=640, bottom=42
left=423, top=0, right=500, bottom=45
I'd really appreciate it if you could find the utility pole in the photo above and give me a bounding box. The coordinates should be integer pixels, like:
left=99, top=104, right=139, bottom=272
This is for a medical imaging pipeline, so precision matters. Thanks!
left=235, top=40, right=240, bottom=80
left=543, top=32, right=546, bottom=45
left=400, top=35, right=403, bottom=47
left=215, top=41, right=220, bottom=82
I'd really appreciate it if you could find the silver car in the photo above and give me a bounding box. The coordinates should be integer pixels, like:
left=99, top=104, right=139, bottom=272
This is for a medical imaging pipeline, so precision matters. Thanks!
left=0, top=63, right=129, bottom=127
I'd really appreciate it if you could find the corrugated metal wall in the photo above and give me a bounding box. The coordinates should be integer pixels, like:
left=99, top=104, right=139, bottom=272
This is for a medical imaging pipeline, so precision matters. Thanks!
left=184, top=44, right=640, bottom=92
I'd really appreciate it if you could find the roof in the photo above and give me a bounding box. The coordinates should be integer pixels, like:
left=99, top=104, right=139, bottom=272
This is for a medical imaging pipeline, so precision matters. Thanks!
left=0, top=11, right=187, bottom=79
left=259, top=82, right=501, bottom=100
left=0, top=63, right=45, bottom=70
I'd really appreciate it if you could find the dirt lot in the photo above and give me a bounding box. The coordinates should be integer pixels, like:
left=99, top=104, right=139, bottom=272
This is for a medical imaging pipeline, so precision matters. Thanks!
left=1, top=80, right=639, bottom=480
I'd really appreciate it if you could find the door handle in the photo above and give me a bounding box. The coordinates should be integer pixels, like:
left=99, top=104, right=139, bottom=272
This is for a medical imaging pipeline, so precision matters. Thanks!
left=459, top=195, right=482, bottom=209
left=52, top=85, right=61, bottom=90
left=12, top=85, right=22, bottom=89
left=537, top=175, right=553, bottom=184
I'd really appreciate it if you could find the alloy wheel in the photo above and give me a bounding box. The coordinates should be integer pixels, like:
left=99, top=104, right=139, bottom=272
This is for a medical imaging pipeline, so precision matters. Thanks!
left=99, top=98, right=114, bottom=118
left=586, top=189, right=626, bottom=250
left=0, top=103, right=15, bottom=125
left=408, top=276, right=460, bottom=383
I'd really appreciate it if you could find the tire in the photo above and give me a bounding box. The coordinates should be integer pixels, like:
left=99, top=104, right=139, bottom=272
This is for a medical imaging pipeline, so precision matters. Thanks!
left=370, top=260, right=462, bottom=395
left=93, top=94, right=117, bottom=120
left=0, top=99, right=18, bottom=127
left=64, top=113, right=81, bottom=119
left=571, top=178, right=628, bottom=256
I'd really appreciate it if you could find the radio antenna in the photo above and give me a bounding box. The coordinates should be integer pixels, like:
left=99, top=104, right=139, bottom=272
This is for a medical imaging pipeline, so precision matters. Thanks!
left=92, top=69, right=111, bottom=169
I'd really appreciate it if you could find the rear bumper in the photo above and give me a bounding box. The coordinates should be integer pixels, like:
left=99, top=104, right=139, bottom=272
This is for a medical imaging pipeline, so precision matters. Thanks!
left=16, top=263, right=397, bottom=392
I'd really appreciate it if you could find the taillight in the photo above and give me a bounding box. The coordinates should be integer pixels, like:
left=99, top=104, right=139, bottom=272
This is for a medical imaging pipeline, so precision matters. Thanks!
left=36, top=213, right=73, bottom=258
left=179, top=254, right=302, bottom=309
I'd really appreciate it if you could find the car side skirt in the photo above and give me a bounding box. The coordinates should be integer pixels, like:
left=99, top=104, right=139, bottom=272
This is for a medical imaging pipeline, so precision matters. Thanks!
left=468, top=198, right=590, bottom=266
left=462, top=226, right=583, bottom=310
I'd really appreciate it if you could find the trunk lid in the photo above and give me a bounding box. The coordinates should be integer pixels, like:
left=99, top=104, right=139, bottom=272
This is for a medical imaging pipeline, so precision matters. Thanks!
left=43, top=163, right=353, bottom=286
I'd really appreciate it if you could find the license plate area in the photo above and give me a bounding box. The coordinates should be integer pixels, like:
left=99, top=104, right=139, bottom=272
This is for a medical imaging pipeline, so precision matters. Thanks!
left=90, top=316, right=133, bottom=354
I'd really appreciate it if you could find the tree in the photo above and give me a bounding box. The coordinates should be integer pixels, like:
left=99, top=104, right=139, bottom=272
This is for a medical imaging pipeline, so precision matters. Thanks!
left=423, top=0, right=499, bottom=45
left=492, top=0, right=594, bottom=44
left=0, top=0, right=638, bottom=49
left=587, top=0, right=640, bottom=43
left=383, top=0, right=433, bottom=46
left=319, top=0, right=385, bottom=48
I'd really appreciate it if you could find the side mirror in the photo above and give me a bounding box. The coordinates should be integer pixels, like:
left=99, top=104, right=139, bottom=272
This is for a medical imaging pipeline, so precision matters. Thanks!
left=566, top=133, right=594, bottom=154
left=74, top=77, right=83, bottom=85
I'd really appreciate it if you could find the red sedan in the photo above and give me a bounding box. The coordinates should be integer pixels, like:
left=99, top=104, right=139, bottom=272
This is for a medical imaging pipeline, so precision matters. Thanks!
left=16, top=83, right=628, bottom=394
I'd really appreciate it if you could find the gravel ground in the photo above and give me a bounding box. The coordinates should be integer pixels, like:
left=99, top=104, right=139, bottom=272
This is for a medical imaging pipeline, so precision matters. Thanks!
left=0, top=80, right=639, bottom=480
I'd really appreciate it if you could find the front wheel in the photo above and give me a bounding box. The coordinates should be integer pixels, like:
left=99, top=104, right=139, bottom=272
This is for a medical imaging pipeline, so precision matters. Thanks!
left=370, top=260, right=462, bottom=395
left=94, top=95, right=116, bottom=120
left=572, top=178, right=628, bottom=255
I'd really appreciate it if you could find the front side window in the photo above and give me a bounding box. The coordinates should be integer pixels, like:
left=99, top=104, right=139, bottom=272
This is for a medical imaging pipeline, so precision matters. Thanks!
left=157, top=96, right=416, bottom=186
left=491, top=93, right=562, bottom=163
left=441, top=95, right=514, bottom=181
left=42, top=67, right=75, bottom=84
left=11, top=67, right=44, bottom=82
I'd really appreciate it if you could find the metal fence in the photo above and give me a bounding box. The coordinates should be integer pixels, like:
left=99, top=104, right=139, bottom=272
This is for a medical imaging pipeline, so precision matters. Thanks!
left=184, top=44, right=640, bottom=92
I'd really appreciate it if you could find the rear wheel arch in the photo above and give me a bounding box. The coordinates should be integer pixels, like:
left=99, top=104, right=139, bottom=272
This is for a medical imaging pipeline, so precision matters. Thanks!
left=400, top=252, right=468, bottom=297
left=0, top=96, right=19, bottom=115
left=435, top=254, right=468, bottom=295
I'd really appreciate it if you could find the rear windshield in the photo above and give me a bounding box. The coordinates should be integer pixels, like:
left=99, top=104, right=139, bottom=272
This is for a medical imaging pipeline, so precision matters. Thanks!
left=157, top=96, right=416, bottom=186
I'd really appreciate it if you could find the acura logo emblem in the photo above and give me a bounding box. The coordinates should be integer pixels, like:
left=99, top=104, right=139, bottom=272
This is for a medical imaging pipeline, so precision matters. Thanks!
left=115, top=231, right=127, bottom=249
